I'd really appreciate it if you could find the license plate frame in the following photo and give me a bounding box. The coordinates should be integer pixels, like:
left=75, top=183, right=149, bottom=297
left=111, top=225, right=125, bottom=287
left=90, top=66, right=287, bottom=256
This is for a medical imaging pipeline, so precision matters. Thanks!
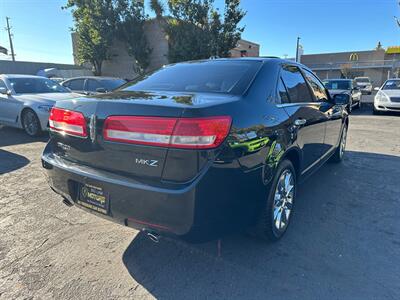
left=77, top=183, right=109, bottom=215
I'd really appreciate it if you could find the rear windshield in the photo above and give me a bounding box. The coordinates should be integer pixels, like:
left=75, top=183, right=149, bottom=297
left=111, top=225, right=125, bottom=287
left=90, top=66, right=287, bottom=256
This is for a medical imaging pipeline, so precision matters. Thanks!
left=9, top=77, right=69, bottom=94
left=121, top=60, right=261, bottom=95
left=101, top=79, right=126, bottom=90
left=382, top=80, right=400, bottom=90
left=355, top=78, right=370, bottom=83
left=323, top=80, right=351, bottom=90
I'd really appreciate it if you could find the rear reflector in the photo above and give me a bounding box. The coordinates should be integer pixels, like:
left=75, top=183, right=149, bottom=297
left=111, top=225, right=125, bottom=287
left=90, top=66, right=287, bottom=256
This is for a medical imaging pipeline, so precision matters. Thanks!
left=49, top=108, right=87, bottom=137
left=103, top=116, right=231, bottom=149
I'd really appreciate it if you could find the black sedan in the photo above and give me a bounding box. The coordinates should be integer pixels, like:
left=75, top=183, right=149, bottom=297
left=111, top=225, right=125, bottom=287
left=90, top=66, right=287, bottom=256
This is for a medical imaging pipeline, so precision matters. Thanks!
left=42, top=58, right=349, bottom=243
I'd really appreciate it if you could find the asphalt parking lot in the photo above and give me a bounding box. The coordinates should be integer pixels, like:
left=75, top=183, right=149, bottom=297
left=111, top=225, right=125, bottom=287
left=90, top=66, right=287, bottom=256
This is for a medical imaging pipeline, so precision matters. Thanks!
left=0, top=101, right=399, bottom=299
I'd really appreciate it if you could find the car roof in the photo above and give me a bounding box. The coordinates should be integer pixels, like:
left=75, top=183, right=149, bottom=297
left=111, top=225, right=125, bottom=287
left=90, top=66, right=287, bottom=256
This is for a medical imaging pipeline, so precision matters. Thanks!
left=63, top=76, right=123, bottom=81
left=172, top=57, right=311, bottom=72
left=323, top=78, right=352, bottom=81
left=0, top=74, right=48, bottom=79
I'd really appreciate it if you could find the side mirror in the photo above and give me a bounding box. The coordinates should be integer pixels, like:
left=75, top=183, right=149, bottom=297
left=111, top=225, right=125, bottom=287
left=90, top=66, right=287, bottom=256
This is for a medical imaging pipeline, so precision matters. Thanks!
left=353, top=86, right=360, bottom=91
left=374, top=87, right=380, bottom=91
left=333, top=93, right=350, bottom=106
left=96, top=87, right=107, bottom=93
left=0, top=87, right=10, bottom=96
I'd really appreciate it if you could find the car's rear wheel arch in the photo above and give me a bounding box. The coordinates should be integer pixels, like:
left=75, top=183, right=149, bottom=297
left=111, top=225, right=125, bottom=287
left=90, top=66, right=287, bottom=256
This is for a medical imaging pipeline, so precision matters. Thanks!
left=281, top=148, right=301, bottom=179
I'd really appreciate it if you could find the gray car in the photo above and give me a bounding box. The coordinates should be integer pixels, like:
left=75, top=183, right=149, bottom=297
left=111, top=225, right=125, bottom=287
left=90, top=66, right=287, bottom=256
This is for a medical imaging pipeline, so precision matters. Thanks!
left=323, top=79, right=362, bottom=110
left=0, top=74, right=80, bottom=136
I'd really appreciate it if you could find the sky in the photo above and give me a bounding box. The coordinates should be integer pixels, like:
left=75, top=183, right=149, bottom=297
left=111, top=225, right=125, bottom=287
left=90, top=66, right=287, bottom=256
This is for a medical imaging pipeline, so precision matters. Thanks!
left=0, top=0, right=399, bottom=64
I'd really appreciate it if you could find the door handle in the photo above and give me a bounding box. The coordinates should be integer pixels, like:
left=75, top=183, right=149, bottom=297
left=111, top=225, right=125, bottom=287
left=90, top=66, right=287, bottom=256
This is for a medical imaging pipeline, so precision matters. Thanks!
left=294, top=119, right=307, bottom=126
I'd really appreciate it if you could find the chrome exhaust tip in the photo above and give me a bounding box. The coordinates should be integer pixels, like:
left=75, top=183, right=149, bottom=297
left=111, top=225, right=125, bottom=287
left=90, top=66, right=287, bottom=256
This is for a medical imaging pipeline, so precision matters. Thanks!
left=146, top=231, right=160, bottom=243
left=62, top=198, right=73, bottom=207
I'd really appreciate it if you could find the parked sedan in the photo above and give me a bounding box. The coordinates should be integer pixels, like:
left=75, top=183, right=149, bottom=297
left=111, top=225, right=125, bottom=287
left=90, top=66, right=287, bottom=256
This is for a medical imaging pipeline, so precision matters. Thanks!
left=62, top=76, right=126, bottom=95
left=323, top=79, right=362, bottom=110
left=373, top=78, right=400, bottom=114
left=42, top=58, right=349, bottom=243
left=0, top=75, right=79, bottom=136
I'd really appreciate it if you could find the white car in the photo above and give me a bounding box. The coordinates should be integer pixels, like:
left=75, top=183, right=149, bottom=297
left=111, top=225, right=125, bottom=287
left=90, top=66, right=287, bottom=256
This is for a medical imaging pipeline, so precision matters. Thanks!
left=0, top=74, right=80, bottom=136
left=373, top=79, right=400, bottom=114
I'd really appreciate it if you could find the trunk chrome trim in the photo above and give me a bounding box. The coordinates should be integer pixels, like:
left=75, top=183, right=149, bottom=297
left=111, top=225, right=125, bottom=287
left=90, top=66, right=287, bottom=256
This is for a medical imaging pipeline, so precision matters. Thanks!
left=89, top=114, right=97, bottom=143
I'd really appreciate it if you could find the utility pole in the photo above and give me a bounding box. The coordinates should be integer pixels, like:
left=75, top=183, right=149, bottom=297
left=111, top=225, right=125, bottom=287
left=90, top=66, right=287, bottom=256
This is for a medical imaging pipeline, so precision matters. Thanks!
left=5, top=17, right=15, bottom=61
left=295, top=37, right=301, bottom=63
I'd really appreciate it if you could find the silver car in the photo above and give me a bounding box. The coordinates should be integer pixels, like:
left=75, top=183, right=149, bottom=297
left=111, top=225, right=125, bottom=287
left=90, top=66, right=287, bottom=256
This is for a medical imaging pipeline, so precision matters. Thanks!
left=0, top=74, right=80, bottom=136
left=374, top=78, right=400, bottom=114
left=323, top=79, right=362, bottom=111
left=354, top=77, right=373, bottom=95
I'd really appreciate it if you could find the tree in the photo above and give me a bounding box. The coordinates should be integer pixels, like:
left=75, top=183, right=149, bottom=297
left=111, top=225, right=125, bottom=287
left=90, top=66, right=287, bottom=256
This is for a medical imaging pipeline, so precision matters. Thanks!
left=116, top=0, right=151, bottom=74
left=64, top=0, right=118, bottom=75
left=163, top=0, right=245, bottom=63
left=64, top=0, right=150, bottom=76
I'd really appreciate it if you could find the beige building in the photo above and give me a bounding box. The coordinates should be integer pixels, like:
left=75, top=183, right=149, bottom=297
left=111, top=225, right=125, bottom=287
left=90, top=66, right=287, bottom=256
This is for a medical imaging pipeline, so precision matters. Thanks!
left=230, top=39, right=260, bottom=58
left=300, top=46, right=400, bottom=87
left=72, top=20, right=259, bottom=79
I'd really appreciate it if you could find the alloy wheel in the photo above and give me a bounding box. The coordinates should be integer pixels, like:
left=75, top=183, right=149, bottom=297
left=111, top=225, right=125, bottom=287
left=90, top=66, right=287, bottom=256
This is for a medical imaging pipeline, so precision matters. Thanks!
left=23, top=110, right=39, bottom=136
left=273, top=169, right=294, bottom=232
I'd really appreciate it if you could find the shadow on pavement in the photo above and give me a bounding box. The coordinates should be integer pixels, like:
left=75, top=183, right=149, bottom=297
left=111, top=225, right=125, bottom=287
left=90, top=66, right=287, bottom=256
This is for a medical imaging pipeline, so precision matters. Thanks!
left=122, top=151, right=400, bottom=299
left=0, top=126, right=48, bottom=148
left=351, top=103, right=400, bottom=117
left=0, top=149, right=30, bottom=174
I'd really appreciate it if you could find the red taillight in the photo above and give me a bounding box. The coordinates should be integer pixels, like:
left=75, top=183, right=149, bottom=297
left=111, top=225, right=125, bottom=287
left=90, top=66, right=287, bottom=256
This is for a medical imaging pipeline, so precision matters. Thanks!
left=103, top=116, right=231, bottom=149
left=49, top=108, right=87, bottom=137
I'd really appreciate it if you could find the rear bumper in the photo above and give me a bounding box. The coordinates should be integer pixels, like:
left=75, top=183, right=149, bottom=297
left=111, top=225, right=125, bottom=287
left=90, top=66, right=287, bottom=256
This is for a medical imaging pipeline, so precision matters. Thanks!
left=41, top=146, right=260, bottom=242
left=42, top=152, right=197, bottom=236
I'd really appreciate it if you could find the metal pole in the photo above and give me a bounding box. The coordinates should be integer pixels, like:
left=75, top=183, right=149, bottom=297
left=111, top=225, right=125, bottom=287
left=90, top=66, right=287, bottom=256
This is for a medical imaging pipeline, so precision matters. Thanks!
left=5, top=17, right=15, bottom=61
left=295, top=37, right=300, bottom=62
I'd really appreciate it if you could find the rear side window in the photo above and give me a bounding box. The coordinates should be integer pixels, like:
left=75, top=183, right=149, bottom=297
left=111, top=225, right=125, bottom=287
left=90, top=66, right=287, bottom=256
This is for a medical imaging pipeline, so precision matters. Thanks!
left=122, top=60, right=262, bottom=95
left=303, top=69, right=329, bottom=102
left=0, top=80, right=7, bottom=89
left=280, top=65, right=313, bottom=103
left=277, top=78, right=290, bottom=103
left=67, top=79, right=84, bottom=91
left=86, top=79, right=101, bottom=92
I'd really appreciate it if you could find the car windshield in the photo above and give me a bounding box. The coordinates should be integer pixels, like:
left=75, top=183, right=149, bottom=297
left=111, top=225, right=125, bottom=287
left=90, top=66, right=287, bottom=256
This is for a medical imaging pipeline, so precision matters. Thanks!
left=323, top=80, right=351, bottom=90
left=382, top=80, right=400, bottom=90
left=101, top=79, right=126, bottom=91
left=9, top=77, right=69, bottom=94
left=355, top=78, right=370, bottom=83
left=121, top=60, right=262, bottom=95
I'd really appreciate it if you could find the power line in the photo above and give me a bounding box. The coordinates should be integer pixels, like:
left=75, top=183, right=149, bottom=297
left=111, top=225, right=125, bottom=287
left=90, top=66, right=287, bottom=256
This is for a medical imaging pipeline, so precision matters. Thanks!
left=5, top=17, right=15, bottom=61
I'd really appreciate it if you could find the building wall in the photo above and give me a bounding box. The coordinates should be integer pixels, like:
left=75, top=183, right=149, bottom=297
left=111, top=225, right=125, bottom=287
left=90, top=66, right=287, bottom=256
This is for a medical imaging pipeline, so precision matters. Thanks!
left=230, top=39, right=260, bottom=57
left=0, top=60, right=91, bottom=78
left=301, top=49, right=392, bottom=87
left=145, top=19, right=169, bottom=71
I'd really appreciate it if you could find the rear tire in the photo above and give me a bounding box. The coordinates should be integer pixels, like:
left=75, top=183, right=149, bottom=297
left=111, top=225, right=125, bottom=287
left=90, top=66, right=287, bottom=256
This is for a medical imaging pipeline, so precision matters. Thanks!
left=330, top=124, right=347, bottom=163
left=22, top=109, right=42, bottom=137
left=256, top=160, right=296, bottom=242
